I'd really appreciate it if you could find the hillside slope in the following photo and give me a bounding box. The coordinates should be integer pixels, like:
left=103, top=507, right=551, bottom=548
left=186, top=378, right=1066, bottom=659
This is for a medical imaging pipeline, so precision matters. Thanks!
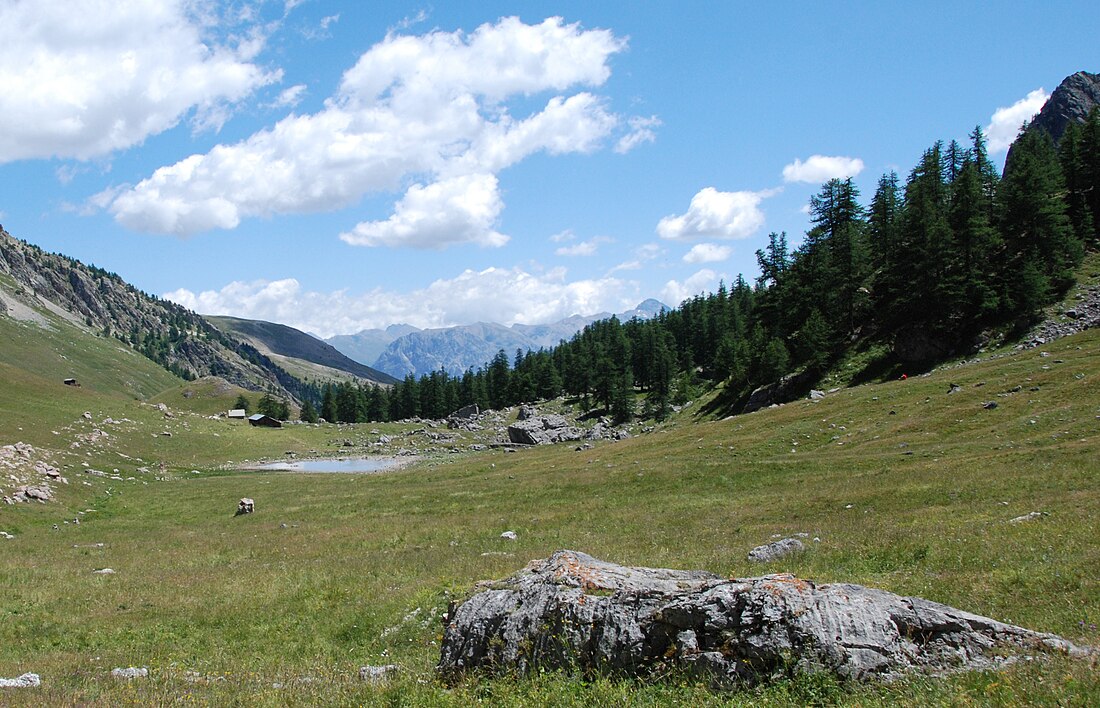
left=0, top=282, right=182, bottom=403
left=0, top=228, right=303, bottom=398
left=208, top=316, right=397, bottom=386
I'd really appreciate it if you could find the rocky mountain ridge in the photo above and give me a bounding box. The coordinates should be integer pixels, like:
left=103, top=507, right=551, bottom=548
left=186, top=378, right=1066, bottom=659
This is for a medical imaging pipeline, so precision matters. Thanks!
left=333, top=299, right=667, bottom=378
left=0, top=227, right=302, bottom=398
left=1023, top=70, right=1100, bottom=145
left=326, top=323, right=421, bottom=369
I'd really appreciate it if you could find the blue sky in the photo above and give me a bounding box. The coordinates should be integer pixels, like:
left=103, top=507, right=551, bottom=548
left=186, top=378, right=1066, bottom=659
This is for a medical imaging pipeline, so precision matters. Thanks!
left=0, top=1, right=1096, bottom=337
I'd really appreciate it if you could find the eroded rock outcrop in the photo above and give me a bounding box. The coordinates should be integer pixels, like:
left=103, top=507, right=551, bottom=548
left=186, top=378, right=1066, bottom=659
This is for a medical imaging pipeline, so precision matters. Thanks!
left=507, top=415, right=583, bottom=445
left=1016, top=70, right=1100, bottom=147
left=439, top=550, right=1090, bottom=685
left=742, top=371, right=816, bottom=414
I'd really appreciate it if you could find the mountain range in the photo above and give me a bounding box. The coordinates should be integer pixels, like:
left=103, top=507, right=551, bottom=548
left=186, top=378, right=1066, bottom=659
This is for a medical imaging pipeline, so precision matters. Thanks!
left=326, top=299, right=668, bottom=379
left=0, top=223, right=666, bottom=398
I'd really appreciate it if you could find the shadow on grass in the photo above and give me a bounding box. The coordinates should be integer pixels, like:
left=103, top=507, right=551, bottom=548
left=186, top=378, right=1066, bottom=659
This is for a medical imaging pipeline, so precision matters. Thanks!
left=698, top=382, right=750, bottom=419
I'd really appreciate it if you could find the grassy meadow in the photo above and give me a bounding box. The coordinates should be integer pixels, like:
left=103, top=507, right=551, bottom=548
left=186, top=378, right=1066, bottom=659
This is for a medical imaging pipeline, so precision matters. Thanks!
left=1, top=315, right=1099, bottom=704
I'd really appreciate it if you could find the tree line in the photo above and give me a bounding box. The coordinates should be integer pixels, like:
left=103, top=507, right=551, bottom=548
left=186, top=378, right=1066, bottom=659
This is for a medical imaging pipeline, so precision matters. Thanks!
left=292, top=115, right=1097, bottom=425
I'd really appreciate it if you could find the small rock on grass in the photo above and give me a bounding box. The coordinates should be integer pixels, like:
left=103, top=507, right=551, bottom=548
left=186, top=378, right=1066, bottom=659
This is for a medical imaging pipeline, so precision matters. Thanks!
left=748, top=537, right=805, bottom=562
left=500, top=530, right=517, bottom=540
left=1009, top=511, right=1049, bottom=523
left=111, top=667, right=148, bottom=679
left=360, top=664, right=400, bottom=685
left=0, top=673, right=40, bottom=688
left=93, top=568, right=115, bottom=575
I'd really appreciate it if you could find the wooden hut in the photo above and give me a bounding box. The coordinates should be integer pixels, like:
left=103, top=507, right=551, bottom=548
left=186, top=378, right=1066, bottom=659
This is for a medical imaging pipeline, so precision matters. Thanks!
left=247, top=414, right=282, bottom=428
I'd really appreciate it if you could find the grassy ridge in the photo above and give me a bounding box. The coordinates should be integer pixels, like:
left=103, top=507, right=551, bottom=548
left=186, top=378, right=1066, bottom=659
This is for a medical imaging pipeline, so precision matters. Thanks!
left=0, top=325, right=1097, bottom=703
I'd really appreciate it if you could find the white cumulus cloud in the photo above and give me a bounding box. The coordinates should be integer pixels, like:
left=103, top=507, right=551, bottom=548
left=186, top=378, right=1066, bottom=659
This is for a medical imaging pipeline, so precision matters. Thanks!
left=608, top=242, right=663, bottom=274
left=657, top=187, right=770, bottom=241
left=339, top=174, right=507, bottom=249
left=683, top=243, right=731, bottom=264
left=615, top=115, right=661, bottom=154
left=165, top=265, right=643, bottom=338
left=660, top=269, right=720, bottom=307
left=556, top=243, right=597, bottom=257
left=105, top=16, right=648, bottom=247
left=555, top=236, right=610, bottom=257
left=782, top=155, right=864, bottom=184
left=986, top=88, right=1049, bottom=153
left=272, top=84, right=307, bottom=108
left=0, top=0, right=279, bottom=163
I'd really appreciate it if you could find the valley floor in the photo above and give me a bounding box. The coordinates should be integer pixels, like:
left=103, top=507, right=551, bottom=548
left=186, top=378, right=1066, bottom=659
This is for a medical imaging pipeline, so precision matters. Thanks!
left=1, top=330, right=1099, bottom=705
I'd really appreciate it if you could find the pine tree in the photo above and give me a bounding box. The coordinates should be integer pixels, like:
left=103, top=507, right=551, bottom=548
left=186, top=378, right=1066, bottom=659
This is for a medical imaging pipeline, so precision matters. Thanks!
left=884, top=143, right=955, bottom=338
left=794, top=308, right=830, bottom=373
left=969, top=126, right=1000, bottom=222
left=394, top=375, right=420, bottom=420
left=486, top=350, right=511, bottom=410
left=999, top=124, right=1081, bottom=317
left=949, top=156, right=1001, bottom=326
left=591, top=317, right=631, bottom=414
left=1060, top=116, right=1098, bottom=244
left=712, top=334, right=740, bottom=382
left=257, top=392, right=283, bottom=419
left=299, top=400, right=318, bottom=423
left=757, top=337, right=790, bottom=383
left=1079, top=108, right=1100, bottom=242
left=868, top=171, right=901, bottom=272
left=943, top=139, right=965, bottom=184
left=801, top=178, right=868, bottom=335
left=754, top=232, right=790, bottom=337
left=534, top=352, right=563, bottom=400
left=644, top=329, right=675, bottom=420
left=336, top=382, right=362, bottom=422
left=365, top=385, right=387, bottom=422
left=320, top=384, right=337, bottom=422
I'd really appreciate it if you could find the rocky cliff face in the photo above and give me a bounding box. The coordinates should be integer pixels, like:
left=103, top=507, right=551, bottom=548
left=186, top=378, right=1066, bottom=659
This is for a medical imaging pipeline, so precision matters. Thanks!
left=0, top=227, right=299, bottom=396
left=1024, top=71, right=1100, bottom=145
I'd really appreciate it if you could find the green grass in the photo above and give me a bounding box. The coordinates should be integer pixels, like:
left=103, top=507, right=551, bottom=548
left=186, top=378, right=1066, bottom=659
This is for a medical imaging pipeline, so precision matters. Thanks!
left=1, top=321, right=1099, bottom=703
left=149, top=377, right=259, bottom=417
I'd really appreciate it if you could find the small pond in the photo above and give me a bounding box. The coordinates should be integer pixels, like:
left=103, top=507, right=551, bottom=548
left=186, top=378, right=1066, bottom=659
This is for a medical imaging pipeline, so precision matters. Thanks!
left=250, top=457, right=407, bottom=474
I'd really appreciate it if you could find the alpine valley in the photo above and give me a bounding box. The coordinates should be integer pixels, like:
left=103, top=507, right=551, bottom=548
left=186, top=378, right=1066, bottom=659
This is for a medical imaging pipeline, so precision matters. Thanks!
left=1, top=28, right=1099, bottom=703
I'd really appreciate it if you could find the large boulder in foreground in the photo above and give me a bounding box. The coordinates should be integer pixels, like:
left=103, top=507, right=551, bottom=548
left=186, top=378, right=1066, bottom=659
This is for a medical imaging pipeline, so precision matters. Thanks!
left=439, top=550, right=1090, bottom=685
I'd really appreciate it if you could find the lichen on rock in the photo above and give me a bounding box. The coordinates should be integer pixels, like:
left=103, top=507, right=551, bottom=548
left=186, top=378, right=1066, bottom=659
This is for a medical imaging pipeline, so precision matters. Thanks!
left=439, top=550, right=1092, bottom=686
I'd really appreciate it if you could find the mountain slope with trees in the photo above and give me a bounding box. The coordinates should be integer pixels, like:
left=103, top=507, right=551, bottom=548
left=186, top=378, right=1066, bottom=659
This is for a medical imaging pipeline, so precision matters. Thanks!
left=0, top=228, right=315, bottom=404
left=326, top=71, right=1100, bottom=426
